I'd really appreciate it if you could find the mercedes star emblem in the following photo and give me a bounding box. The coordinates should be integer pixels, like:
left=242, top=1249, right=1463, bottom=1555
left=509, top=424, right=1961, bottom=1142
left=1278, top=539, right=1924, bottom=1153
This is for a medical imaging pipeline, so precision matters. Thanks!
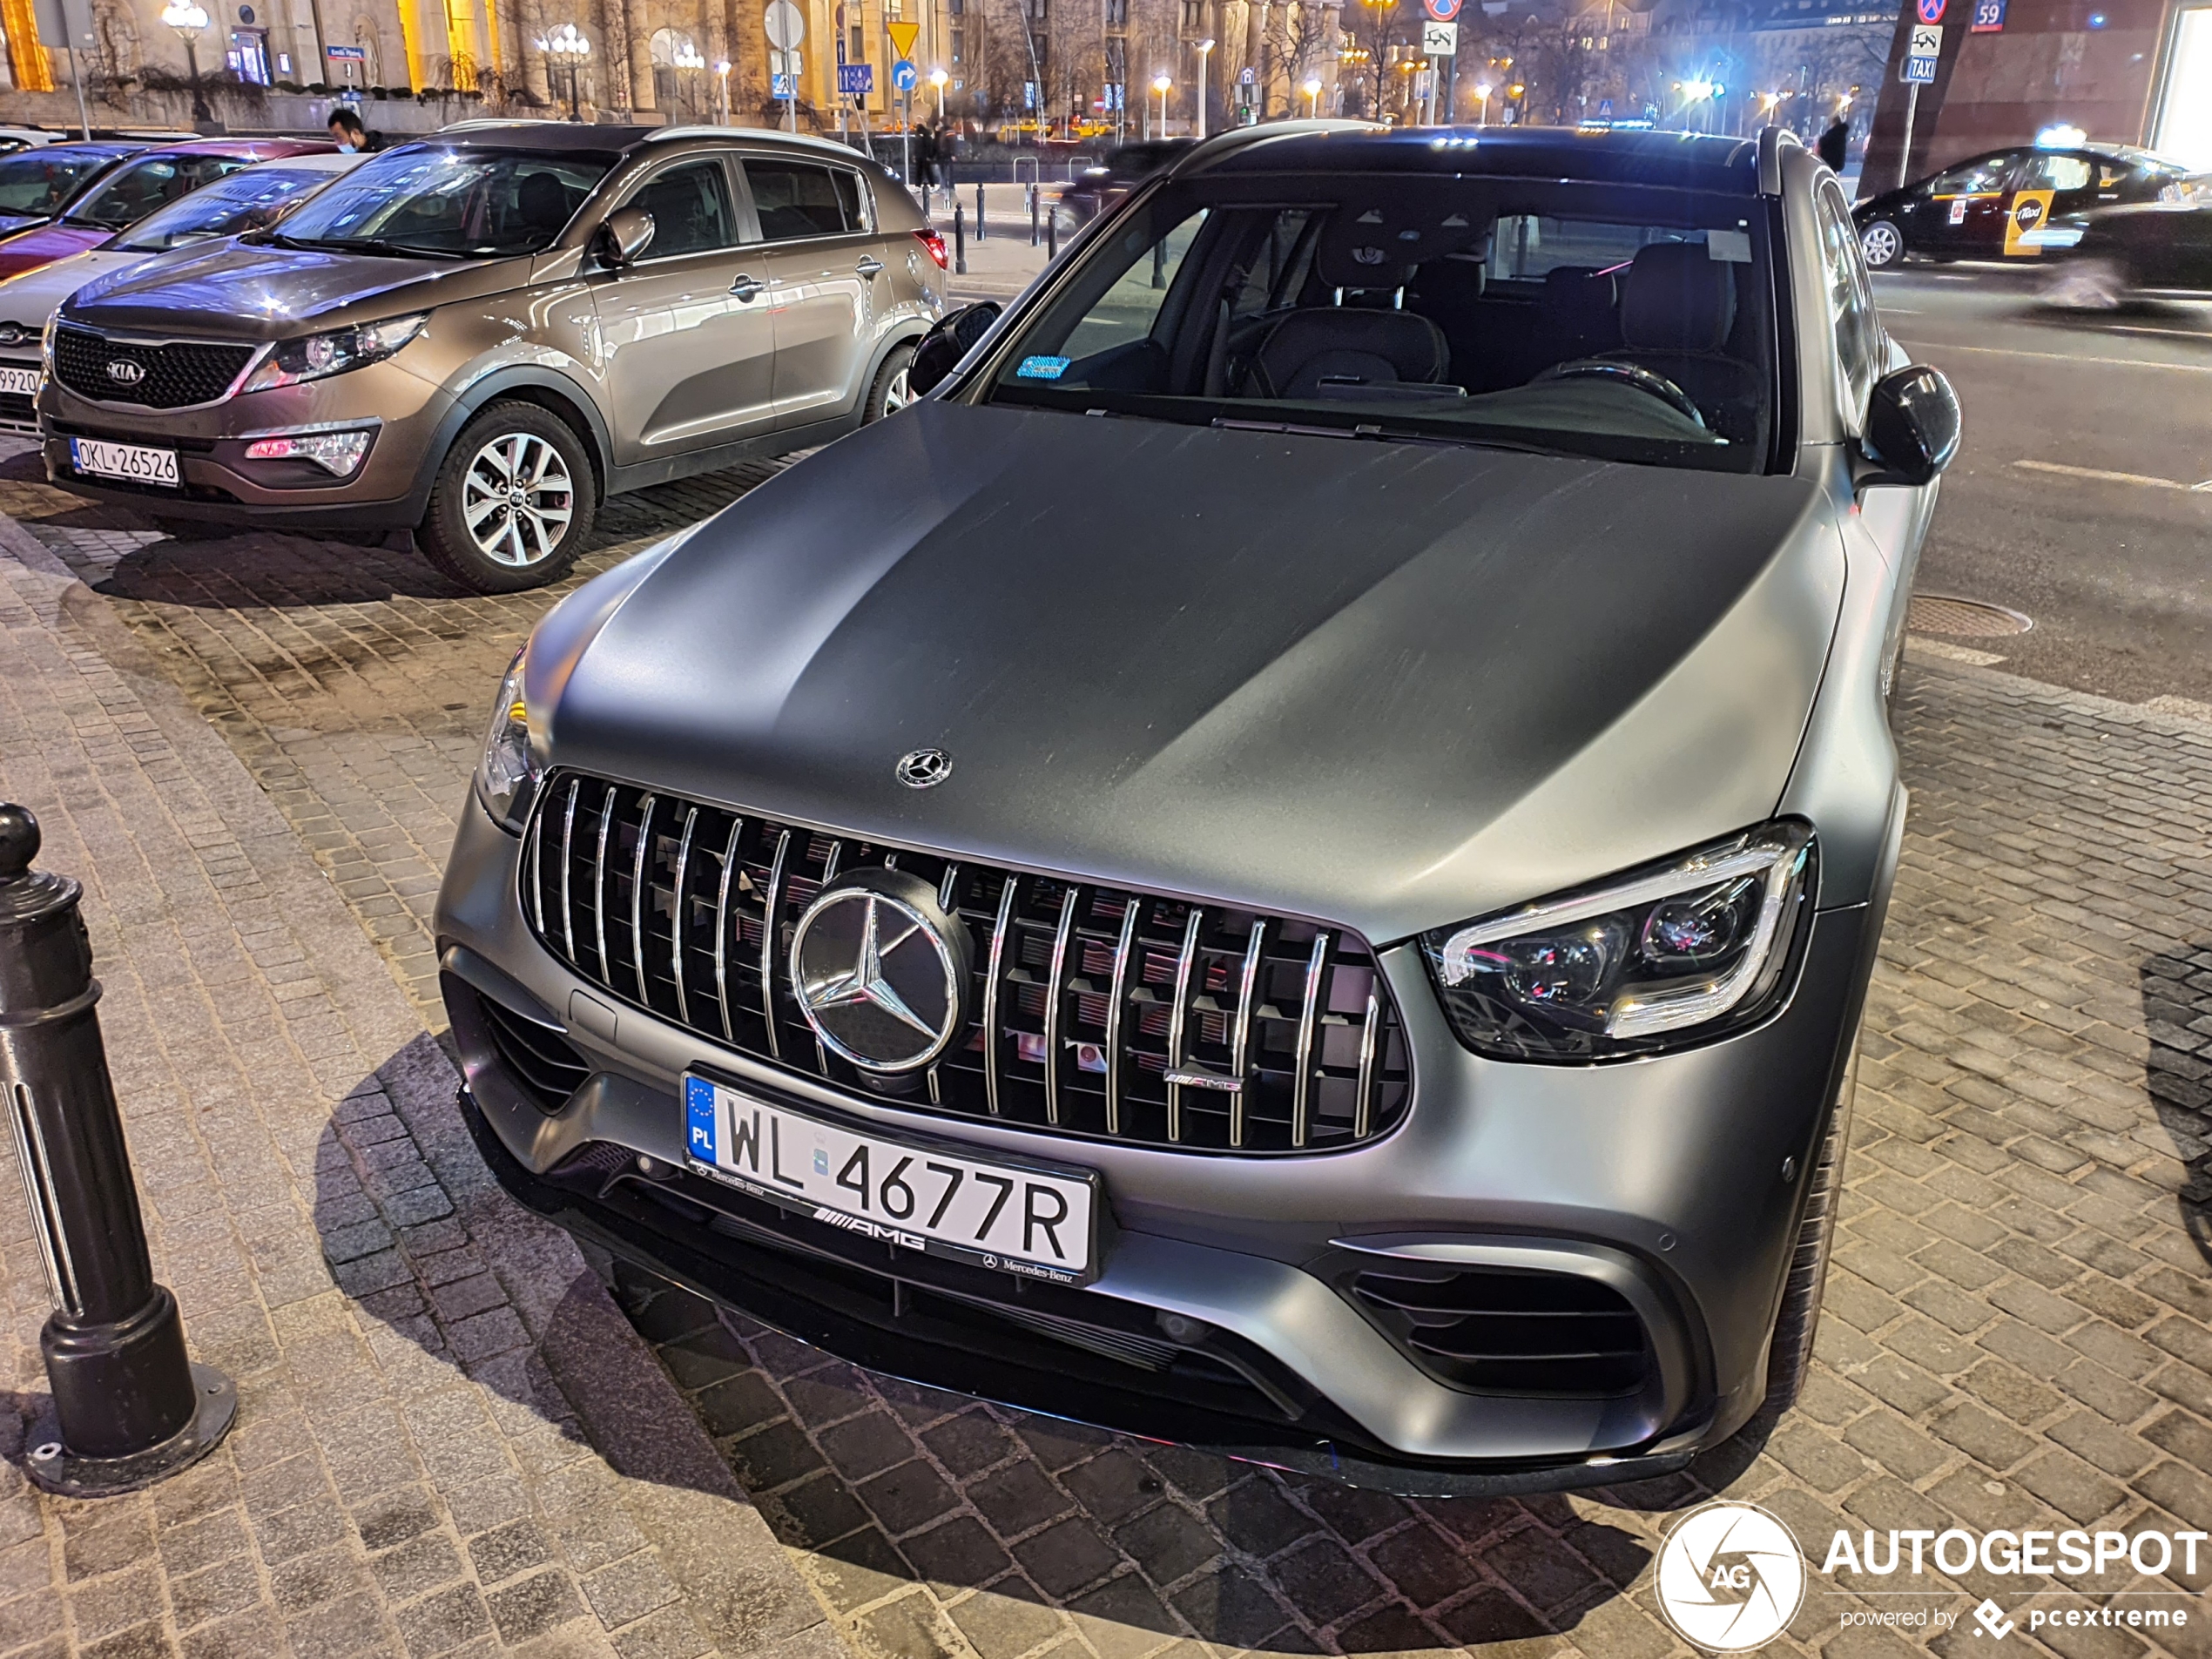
left=790, top=868, right=973, bottom=1071
left=894, top=747, right=953, bottom=789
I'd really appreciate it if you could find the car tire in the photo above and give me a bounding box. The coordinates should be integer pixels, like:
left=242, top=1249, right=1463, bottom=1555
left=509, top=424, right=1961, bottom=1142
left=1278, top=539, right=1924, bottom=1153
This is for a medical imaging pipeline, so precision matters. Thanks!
left=417, top=401, right=597, bottom=595
left=1764, top=1042, right=1856, bottom=1413
left=865, top=343, right=916, bottom=422
left=1859, top=219, right=1905, bottom=270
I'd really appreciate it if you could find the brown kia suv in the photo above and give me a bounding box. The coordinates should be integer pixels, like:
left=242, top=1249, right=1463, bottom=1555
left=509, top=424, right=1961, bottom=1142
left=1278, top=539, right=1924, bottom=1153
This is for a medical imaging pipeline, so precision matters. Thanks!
left=36, top=122, right=947, bottom=591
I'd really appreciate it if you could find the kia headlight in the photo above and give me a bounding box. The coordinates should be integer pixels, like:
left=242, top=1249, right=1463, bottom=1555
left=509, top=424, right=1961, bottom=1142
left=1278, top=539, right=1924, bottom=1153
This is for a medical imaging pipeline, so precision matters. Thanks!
left=1421, top=821, right=1815, bottom=1062
left=242, top=313, right=426, bottom=394
left=475, top=646, right=537, bottom=831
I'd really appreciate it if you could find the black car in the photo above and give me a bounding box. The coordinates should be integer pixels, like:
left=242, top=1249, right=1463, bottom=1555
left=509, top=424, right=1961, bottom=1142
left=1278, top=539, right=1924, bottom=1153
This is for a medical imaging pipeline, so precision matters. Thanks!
left=1851, top=141, right=2189, bottom=269
left=1054, top=140, right=1194, bottom=233
left=2039, top=186, right=2212, bottom=307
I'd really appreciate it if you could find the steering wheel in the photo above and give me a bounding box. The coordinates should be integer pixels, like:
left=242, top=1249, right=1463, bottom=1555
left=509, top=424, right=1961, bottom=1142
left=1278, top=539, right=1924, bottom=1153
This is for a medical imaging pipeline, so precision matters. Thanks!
left=1534, top=359, right=1707, bottom=428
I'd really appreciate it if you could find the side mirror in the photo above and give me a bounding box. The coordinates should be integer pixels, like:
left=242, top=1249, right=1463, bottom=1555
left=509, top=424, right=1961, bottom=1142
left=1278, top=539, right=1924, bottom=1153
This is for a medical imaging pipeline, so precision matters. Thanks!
left=597, top=206, right=655, bottom=267
left=1860, top=363, right=1960, bottom=487
left=907, top=300, right=1003, bottom=397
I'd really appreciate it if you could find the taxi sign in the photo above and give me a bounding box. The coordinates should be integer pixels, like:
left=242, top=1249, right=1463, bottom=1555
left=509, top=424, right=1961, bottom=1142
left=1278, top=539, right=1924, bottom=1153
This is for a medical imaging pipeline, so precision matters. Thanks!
left=1901, top=53, right=1937, bottom=82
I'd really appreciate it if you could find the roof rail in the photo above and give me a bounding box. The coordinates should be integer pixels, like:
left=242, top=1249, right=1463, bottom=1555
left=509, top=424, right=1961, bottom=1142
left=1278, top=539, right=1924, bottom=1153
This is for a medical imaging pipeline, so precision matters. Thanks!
left=644, top=125, right=876, bottom=161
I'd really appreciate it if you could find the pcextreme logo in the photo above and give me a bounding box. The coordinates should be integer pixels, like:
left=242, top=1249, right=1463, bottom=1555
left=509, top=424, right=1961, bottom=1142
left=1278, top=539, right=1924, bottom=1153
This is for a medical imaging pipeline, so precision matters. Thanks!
left=1654, top=1507, right=2206, bottom=1651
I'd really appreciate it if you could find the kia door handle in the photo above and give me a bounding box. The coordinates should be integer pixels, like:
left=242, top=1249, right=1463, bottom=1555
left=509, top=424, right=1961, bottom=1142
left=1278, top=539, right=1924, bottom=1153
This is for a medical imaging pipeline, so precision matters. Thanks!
left=855, top=257, right=884, bottom=277
left=731, top=273, right=765, bottom=300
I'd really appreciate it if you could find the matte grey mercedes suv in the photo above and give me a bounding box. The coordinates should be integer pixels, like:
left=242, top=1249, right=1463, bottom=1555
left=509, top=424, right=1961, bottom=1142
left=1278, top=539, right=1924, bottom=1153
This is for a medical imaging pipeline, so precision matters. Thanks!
left=434, top=124, right=1960, bottom=1493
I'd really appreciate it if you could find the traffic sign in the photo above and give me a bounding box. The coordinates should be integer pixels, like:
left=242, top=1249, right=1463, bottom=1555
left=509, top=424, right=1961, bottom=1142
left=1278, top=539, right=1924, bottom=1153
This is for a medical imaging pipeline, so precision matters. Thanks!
left=1424, top=0, right=1463, bottom=20
left=838, top=62, right=873, bottom=92
left=772, top=48, right=800, bottom=76
left=1421, top=19, right=1457, bottom=54
left=772, top=71, right=796, bottom=96
left=325, top=42, right=366, bottom=58
left=1916, top=0, right=1946, bottom=23
left=1969, top=0, right=2006, bottom=30
left=764, top=0, right=804, bottom=49
left=886, top=19, right=919, bottom=60
left=1901, top=53, right=1937, bottom=81
left=1597, top=97, right=1612, bottom=115
left=1238, top=65, right=1254, bottom=84
left=891, top=58, right=918, bottom=91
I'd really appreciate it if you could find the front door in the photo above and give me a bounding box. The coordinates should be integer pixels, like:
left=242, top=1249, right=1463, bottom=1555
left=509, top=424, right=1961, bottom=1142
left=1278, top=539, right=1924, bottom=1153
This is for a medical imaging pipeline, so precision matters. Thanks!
left=740, top=156, right=880, bottom=429
left=591, top=154, right=779, bottom=468
left=2004, top=150, right=2094, bottom=255
left=1920, top=152, right=2020, bottom=257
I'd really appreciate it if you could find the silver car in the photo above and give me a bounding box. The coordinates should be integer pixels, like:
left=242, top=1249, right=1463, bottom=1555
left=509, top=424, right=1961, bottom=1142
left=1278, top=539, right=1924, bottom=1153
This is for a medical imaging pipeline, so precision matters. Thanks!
left=435, top=124, right=1959, bottom=1492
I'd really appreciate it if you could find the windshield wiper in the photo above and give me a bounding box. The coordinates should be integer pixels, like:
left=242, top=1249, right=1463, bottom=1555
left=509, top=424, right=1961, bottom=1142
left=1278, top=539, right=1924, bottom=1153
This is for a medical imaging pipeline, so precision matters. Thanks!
left=1211, top=415, right=1563, bottom=458
left=273, top=234, right=466, bottom=260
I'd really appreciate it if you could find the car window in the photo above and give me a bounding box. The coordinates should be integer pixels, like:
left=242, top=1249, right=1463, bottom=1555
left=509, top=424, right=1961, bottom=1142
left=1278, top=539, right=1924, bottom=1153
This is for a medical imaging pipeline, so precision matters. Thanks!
left=0, top=151, right=113, bottom=219
left=278, top=148, right=614, bottom=258
left=70, top=154, right=246, bottom=230
left=978, top=177, right=1778, bottom=475
left=745, top=160, right=864, bottom=240
left=1816, top=181, right=1882, bottom=429
left=629, top=159, right=738, bottom=260
left=114, top=164, right=334, bottom=252
left=2021, top=153, right=2093, bottom=191
left=1929, top=156, right=2015, bottom=195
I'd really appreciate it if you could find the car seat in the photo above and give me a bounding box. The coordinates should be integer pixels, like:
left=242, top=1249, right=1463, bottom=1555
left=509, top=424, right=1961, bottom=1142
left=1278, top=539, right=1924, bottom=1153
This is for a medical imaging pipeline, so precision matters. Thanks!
left=1600, top=241, right=1761, bottom=443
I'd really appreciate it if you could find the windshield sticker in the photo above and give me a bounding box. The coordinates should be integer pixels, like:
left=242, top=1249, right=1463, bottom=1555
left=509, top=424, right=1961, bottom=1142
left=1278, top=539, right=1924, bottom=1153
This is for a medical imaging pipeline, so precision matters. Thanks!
left=1705, top=228, right=1753, bottom=262
left=1017, top=355, right=1071, bottom=381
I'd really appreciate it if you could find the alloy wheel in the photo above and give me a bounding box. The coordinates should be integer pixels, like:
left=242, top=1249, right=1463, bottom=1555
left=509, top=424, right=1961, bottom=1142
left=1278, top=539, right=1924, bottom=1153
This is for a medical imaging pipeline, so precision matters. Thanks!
left=881, top=367, right=912, bottom=416
left=1860, top=222, right=1901, bottom=268
left=462, top=431, right=575, bottom=569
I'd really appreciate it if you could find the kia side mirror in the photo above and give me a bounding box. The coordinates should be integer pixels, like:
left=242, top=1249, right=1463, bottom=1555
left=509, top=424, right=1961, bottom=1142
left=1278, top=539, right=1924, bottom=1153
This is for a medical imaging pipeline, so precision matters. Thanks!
left=597, top=206, right=655, bottom=267
left=1860, top=363, right=1960, bottom=488
left=907, top=300, right=1003, bottom=397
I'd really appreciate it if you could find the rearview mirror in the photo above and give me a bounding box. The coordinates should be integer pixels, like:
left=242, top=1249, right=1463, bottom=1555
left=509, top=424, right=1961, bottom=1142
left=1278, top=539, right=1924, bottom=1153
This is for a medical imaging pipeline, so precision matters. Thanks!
left=597, top=206, right=656, bottom=267
left=907, top=301, right=1003, bottom=397
left=1860, top=363, right=1960, bottom=488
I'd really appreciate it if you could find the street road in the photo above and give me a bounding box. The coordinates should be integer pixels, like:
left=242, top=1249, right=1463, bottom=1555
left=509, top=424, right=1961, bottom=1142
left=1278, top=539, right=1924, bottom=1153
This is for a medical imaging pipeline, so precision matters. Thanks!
left=1875, top=265, right=2212, bottom=706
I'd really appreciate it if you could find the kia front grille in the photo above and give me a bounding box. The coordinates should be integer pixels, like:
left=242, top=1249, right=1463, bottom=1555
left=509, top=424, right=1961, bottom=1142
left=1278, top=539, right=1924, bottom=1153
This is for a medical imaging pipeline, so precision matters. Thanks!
left=519, top=772, right=1413, bottom=1155
left=52, top=325, right=255, bottom=410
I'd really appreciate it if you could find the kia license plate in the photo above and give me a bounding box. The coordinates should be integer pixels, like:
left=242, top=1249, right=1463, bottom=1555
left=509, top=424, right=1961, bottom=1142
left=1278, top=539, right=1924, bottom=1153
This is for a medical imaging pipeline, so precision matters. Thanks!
left=0, top=366, right=38, bottom=397
left=684, top=1073, right=1101, bottom=1285
left=70, top=436, right=178, bottom=488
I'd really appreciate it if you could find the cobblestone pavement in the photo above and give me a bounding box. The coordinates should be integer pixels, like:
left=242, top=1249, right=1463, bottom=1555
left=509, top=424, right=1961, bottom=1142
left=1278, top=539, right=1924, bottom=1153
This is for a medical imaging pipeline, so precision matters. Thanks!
left=2, top=435, right=2211, bottom=1657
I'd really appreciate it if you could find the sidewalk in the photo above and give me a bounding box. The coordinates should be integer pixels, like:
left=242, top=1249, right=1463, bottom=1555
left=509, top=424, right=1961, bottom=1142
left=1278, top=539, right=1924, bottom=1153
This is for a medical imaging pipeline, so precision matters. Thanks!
left=0, top=526, right=851, bottom=1657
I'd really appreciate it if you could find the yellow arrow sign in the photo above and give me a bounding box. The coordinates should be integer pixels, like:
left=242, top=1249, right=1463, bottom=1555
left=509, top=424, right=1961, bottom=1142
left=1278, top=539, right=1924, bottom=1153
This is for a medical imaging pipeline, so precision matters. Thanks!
left=887, top=19, right=919, bottom=60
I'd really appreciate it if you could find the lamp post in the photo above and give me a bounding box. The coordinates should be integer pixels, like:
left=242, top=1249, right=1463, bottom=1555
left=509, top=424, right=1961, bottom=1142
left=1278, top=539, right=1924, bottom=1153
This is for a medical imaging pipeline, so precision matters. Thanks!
left=546, top=24, right=591, bottom=121
left=160, top=0, right=212, bottom=125
left=1473, top=79, right=1490, bottom=122
left=714, top=58, right=732, bottom=123
left=929, top=64, right=948, bottom=120
left=672, top=37, right=705, bottom=118
left=1194, top=37, right=1214, bottom=138
left=1152, top=72, right=1171, bottom=138
left=1303, top=74, right=1321, bottom=117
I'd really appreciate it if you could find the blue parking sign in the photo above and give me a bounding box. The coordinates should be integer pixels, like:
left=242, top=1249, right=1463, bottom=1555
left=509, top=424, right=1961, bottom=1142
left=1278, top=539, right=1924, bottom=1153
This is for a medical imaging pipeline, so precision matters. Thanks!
left=839, top=62, right=873, bottom=93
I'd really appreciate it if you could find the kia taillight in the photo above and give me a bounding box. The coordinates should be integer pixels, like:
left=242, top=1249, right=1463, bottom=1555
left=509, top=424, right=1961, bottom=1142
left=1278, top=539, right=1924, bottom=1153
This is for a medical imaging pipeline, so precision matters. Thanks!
left=915, top=228, right=948, bottom=270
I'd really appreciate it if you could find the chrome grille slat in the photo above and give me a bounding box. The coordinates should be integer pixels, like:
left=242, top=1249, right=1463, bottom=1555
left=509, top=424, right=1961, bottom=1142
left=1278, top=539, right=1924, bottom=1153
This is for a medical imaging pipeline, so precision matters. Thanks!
left=1291, top=931, right=1331, bottom=1149
left=1041, top=885, right=1081, bottom=1127
left=521, top=772, right=1413, bottom=1156
left=670, top=806, right=698, bottom=1028
left=1164, top=907, right=1204, bottom=1145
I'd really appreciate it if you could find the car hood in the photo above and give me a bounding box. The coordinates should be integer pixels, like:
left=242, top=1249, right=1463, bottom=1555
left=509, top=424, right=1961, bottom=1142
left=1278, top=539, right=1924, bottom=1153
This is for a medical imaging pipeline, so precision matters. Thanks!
left=0, top=223, right=103, bottom=281
left=541, top=403, right=1844, bottom=942
left=0, top=247, right=139, bottom=336
left=58, top=238, right=530, bottom=337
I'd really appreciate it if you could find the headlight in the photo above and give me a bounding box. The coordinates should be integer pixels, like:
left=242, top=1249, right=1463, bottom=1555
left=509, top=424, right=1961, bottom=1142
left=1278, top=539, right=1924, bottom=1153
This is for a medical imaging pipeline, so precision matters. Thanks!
left=475, top=646, right=537, bottom=832
left=1421, top=821, right=1815, bottom=1062
left=242, top=313, right=426, bottom=394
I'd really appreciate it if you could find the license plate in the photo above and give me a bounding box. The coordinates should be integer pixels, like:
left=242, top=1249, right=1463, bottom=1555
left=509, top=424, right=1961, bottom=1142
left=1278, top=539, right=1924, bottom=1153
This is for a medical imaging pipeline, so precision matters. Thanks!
left=0, top=365, right=37, bottom=397
left=70, top=436, right=178, bottom=487
left=684, top=1074, right=1101, bottom=1285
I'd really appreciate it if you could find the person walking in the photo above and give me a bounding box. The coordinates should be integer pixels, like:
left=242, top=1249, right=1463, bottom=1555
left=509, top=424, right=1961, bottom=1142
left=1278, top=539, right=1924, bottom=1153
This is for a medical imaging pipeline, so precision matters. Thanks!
left=1817, top=114, right=1849, bottom=174
left=916, top=122, right=940, bottom=195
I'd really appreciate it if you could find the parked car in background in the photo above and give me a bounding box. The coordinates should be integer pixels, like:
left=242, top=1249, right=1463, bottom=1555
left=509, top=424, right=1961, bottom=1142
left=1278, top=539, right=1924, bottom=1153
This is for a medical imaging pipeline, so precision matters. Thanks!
left=38, top=123, right=944, bottom=592
left=0, top=152, right=366, bottom=432
left=435, top=124, right=1960, bottom=1493
left=0, top=127, right=66, bottom=152
left=0, top=137, right=336, bottom=283
left=1852, top=140, right=2190, bottom=268
left=1054, top=140, right=1193, bottom=234
left=0, top=142, right=145, bottom=241
left=2037, top=188, right=2212, bottom=307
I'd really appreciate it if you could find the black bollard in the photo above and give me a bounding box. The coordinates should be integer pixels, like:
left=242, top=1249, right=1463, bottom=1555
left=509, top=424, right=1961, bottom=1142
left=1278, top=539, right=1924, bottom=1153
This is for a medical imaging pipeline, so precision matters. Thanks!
left=975, top=180, right=987, bottom=240
left=1028, top=184, right=1040, bottom=246
left=1046, top=202, right=1057, bottom=260
left=953, top=202, right=967, bottom=275
left=0, top=804, right=234, bottom=1497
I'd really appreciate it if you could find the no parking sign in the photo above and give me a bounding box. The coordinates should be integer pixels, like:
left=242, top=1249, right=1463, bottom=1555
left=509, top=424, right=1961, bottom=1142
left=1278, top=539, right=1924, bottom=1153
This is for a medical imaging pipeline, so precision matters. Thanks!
left=1424, top=0, right=1463, bottom=22
left=1917, top=0, right=1946, bottom=24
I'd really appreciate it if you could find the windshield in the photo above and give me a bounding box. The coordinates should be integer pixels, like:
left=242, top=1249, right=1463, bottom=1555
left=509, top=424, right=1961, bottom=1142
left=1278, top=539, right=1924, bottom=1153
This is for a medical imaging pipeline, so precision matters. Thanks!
left=274, top=147, right=612, bottom=258
left=68, top=152, right=253, bottom=231
left=113, top=164, right=338, bottom=252
left=981, top=175, right=1778, bottom=473
left=0, top=150, right=114, bottom=225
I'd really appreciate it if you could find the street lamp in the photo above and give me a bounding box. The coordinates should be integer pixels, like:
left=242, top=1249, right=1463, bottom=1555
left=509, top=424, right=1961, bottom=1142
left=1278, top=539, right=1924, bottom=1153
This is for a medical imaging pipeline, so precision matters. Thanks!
left=160, top=0, right=212, bottom=125
left=1151, top=72, right=1171, bottom=138
left=929, top=64, right=948, bottom=121
left=546, top=24, right=591, bottom=122
left=1195, top=38, right=1214, bottom=139
left=672, top=37, right=705, bottom=118
left=1474, top=78, right=1491, bottom=123
left=1303, top=75, right=1322, bottom=117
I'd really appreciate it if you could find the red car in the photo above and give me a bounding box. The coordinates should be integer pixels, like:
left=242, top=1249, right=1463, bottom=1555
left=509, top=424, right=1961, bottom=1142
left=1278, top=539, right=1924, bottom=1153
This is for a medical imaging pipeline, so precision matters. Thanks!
left=0, top=137, right=334, bottom=282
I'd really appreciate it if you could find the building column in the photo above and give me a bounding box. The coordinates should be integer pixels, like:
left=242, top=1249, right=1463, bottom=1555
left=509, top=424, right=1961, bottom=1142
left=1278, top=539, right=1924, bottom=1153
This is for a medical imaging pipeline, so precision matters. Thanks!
left=624, top=0, right=656, bottom=105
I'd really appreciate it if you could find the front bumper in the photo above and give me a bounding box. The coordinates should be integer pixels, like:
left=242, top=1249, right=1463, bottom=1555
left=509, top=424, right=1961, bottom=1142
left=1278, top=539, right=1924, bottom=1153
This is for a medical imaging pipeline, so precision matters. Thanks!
left=36, top=357, right=452, bottom=530
left=435, top=792, right=1875, bottom=1493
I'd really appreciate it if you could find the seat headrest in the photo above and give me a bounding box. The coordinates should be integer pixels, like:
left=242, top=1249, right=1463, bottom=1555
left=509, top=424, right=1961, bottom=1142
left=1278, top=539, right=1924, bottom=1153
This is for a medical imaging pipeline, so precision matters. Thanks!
left=1541, top=266, right=1620, bottom=334
left=519, top=171, right=574, bottom=232
left=1315, top=203, right=1487, bottom=291
left=1247, top=307, right=1450, bottom=400
left=1619, top=241, right=1737, bottom=352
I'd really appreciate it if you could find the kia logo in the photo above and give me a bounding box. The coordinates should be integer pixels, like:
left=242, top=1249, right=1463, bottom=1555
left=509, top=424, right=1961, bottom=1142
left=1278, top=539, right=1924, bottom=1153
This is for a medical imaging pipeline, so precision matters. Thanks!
left=105, top=360, right=144, bottom=386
